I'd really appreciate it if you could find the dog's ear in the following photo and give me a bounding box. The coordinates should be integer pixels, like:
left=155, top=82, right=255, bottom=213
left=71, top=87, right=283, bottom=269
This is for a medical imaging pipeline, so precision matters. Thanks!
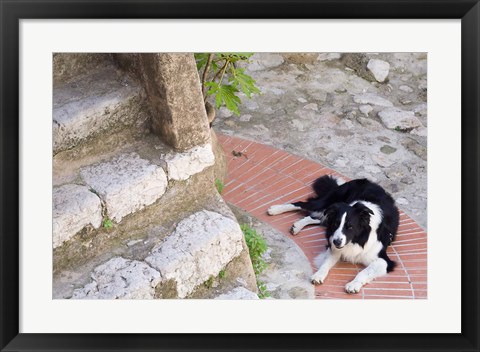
left=353, top=202, right=374, bottom=227
left=324, top=204, right=340, bottom=227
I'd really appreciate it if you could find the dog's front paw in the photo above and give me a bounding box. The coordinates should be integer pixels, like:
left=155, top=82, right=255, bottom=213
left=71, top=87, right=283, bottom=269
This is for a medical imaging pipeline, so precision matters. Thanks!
left=311, top=270, right=328, bottom=285
left=290, top=223, right=301, bottom=235
left=345, top=280, right=363, bottom=294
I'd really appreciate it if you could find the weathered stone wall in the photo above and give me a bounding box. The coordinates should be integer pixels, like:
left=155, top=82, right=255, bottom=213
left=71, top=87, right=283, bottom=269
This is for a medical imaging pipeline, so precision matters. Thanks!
left=53, top=53, right=112, bottom=85
left=114, top=53, right=211, bottom=151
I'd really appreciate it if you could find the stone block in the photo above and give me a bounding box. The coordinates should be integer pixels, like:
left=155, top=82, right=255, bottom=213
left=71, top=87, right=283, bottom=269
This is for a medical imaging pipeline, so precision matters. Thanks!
left=367, top=59, right=390, bottom=82
left=145, top=210, right=244, bottom=298
left=80, top=153, right=168, bottom=222
left=165, top=143, right=215, bottom=181
left=378, top=107, right=423, bottom=130
left=215, top=287, right=260, bottom=300
left=247, top=53, right=284, bottom=71
left=72, top=257, right=161, bottom=299
left=211, top=131, right=228, bottom=183
left=136, top=53, right=211, bottom=150
left=53, top=184, right=103, bottom=248
left=353, top=93, right=394, bottom=107
left=317, top=53, right=342, bottom=61
left=359, top=104, right=373, bottom=116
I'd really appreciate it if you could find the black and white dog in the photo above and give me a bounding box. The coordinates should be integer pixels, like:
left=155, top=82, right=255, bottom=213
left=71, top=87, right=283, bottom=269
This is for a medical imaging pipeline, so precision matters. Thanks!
left=267, top=175, right=399, bottom=293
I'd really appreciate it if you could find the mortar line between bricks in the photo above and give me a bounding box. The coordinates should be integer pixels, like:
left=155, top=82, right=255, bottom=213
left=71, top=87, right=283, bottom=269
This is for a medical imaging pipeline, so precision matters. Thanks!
left=225, top=171, right=278, bottom=198
left=225, top=138, right=246, bottom=155
left=248, top=186, right=312, bottom=213
left=245, top=155, right=326, bottom=189
left=391, top=245, right=416, bottom=299
left=396, top=229, right=425, bottom=236
left=233, top=156, right=297, bottom=187
left=224, top=150, right=283, bottom=188
left=224, top=151, right=284, bottom=191
left=227, top=140, right=254, bottom=162
left=228, top=142, right=266, bottom=172
left=236, top=180, right=304, bottom=211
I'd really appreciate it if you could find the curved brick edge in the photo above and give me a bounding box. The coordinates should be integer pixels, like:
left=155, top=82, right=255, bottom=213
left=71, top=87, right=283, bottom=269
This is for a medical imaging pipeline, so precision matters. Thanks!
left=217, top=133, right=427, bottom=300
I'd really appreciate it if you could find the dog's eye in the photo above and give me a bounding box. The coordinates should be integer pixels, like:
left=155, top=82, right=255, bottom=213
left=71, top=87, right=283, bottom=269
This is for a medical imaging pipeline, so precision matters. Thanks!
left=346, top=224, right=353, bottom=230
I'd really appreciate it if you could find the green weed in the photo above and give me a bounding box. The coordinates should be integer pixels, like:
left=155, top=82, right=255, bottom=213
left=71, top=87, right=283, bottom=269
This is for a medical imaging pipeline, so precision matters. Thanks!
left=241, top=224, right=270, bottom=298
left=215, top=178, right=224, bottom=194
left=102, top=218, right=113, bottom=229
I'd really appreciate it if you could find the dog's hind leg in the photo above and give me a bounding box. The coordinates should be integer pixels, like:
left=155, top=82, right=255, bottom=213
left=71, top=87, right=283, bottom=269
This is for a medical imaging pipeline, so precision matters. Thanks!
left=291, top=216, right=322, bottom=235
left=267, top=199, right=321, bottom=215
left=267, top=203, right=303, bottom=216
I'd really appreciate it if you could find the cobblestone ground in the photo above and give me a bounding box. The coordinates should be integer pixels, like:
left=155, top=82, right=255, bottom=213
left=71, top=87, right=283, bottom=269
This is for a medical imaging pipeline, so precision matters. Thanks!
left=213, top=53, right=427, bottom=229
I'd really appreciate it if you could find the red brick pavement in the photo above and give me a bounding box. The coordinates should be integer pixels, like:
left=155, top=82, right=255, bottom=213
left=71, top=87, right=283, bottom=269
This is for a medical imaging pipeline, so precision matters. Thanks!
left=217, top=133, right=427, bottom=299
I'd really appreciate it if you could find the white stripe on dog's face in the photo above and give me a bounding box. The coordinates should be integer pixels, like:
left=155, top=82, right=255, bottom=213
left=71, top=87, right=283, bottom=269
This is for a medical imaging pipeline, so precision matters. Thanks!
left=331, top=212, right=347, bottom=248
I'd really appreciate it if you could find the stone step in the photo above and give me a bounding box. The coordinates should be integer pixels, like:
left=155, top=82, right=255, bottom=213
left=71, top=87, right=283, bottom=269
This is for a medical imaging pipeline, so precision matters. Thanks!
left=53, top=152, right=168, bottom=248
left=53, top=64, right=150, bottom=155
left=80, top=152, right=168, bottom=223
left=52, top=134, right=215, bottom=249
left=145, top=210, right=244, bottom=298
left=70, top=210, right=254, bottom=299
left=53, top=184, right=103, bottom=249
left=215, top=287, right=260, bottom=299
left=72, top=257, right=162, bottom=299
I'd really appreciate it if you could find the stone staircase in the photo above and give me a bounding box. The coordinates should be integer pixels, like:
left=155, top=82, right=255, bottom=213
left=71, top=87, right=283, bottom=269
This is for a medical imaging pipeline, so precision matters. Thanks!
left=52, top=54, right=257, bottom=299
left=53, top=63, right=150, bottom=155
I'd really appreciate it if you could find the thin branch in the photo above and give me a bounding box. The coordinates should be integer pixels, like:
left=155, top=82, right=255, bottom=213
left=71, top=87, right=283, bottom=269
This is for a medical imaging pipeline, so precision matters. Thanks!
left=201, top=53, right=214, bottom=100
left=218, top=60, right=230, bottom=86
left=212, top=61, right=228, bottom=85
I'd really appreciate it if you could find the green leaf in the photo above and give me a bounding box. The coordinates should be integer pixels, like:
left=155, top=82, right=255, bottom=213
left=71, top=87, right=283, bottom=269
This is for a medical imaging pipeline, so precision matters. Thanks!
left=214, top=84, right=241, bottom=115
left=194, top=53, right=210, bottom=71
left=205, top=82, right=241, bottom=115
left=197, top=53, right=259, bottom=115
left=205, top=81, right=220, bottom=99
left=205, top=81, right=219, bottom=92
left=231, top=68, right=260, bottom=98
left=220, top=53, right=254, bottom=62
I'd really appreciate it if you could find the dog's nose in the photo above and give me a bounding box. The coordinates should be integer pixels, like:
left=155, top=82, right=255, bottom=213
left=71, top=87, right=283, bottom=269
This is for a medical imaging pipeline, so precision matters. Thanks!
left=333, top=238, right=342, bottom=248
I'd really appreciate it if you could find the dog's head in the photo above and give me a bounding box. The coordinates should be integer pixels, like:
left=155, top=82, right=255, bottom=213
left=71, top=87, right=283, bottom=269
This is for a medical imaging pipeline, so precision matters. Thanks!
left=324, top=202, right=374, bottom=249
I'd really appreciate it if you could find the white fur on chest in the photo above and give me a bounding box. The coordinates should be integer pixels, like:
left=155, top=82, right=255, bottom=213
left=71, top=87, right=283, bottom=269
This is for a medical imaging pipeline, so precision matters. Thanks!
left=334, top=238, right=383, bottom=266
left=334, top=200, right=384, bottom=266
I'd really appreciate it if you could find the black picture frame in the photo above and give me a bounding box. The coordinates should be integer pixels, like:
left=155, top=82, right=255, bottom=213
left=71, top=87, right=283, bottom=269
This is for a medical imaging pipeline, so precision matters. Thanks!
left=1, top=1, right=479, bottom=351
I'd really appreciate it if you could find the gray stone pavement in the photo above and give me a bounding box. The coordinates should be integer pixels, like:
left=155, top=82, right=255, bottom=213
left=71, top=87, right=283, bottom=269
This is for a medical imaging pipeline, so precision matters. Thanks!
left=213, top=53, right=427, bottom=229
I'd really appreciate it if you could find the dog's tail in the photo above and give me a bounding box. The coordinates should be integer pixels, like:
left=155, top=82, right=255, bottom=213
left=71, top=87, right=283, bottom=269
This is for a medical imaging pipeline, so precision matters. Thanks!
left=311, top=175, right=344, bottom=197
